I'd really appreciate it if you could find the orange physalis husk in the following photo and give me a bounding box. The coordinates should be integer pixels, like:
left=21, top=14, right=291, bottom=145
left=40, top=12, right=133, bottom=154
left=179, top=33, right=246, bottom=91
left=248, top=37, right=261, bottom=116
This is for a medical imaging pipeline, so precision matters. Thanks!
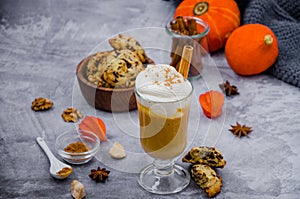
left=199, top=90, right=224, bottom=118
left=79, top=116, right=107, bottom=142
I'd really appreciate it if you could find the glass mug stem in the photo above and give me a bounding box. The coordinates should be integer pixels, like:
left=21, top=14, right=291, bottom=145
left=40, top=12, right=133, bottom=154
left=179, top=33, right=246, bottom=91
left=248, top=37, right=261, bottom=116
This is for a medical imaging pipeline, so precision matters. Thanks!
left=138, top=159, right=190, bottom=195
left=153, top=159, right=175, bottom=176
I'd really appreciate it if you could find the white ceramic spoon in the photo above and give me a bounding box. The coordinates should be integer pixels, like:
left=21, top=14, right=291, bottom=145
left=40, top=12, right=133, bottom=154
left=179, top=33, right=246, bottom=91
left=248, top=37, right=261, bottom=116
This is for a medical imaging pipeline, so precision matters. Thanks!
left=36, top=137, right=72, bottom=179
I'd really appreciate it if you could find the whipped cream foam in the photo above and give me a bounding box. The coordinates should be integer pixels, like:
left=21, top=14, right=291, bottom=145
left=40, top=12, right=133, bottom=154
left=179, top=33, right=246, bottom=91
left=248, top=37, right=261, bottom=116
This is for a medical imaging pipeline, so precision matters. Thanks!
left=135, top=64, right=193, bottom=103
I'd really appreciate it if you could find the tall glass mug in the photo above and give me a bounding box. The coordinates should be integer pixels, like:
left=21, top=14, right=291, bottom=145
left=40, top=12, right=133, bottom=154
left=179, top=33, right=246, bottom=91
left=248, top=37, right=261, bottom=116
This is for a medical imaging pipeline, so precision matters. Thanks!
left=135, top=64, right=193, bottom=194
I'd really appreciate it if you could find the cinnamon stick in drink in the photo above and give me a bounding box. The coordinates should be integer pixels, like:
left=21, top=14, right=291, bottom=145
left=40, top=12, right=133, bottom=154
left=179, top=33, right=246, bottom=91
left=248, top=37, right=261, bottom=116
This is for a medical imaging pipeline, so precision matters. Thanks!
left=178, top=45, right=193, bottom=80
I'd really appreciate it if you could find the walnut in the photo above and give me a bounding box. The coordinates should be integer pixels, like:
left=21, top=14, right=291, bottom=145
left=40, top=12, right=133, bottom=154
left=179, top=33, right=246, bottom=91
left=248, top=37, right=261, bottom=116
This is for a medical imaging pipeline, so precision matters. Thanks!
left=31, top=97, right=53, bottom=111
left=70, top=180, right=86, bottom=199
left=61, top=108, right=83, bottom=122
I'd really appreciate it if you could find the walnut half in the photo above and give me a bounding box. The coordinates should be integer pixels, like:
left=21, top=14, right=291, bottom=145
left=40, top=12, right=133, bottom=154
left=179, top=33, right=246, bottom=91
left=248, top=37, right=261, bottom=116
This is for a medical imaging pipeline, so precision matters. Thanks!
left=61, top=108, right=83, bottom=123
left=31, top=97, right=53, bottom=111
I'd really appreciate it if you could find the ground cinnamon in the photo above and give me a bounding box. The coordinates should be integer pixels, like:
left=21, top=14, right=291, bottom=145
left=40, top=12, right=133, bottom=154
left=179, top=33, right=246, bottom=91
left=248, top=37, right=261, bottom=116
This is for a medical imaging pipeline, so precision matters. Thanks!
left=56, top=167, right=72, bottom=178
left=64, top=142, right=89, bottom=153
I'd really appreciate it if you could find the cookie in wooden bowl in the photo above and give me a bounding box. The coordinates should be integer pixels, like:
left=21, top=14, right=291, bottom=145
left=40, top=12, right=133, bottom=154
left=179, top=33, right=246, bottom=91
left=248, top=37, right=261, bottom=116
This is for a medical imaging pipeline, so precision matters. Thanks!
left=76, top=34, right=154, bottom=112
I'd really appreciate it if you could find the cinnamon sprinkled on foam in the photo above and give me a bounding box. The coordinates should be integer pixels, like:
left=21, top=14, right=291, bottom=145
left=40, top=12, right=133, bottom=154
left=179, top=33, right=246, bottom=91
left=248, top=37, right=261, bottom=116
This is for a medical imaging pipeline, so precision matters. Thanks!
left=149, top=65, right=184, bottom=89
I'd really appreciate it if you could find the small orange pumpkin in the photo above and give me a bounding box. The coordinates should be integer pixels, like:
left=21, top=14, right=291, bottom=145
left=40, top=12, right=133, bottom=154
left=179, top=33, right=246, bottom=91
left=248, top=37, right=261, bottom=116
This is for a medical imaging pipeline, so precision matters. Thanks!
left=225, top=24, right=279, bottom=75
left=174, top=0, right=240, bottom=52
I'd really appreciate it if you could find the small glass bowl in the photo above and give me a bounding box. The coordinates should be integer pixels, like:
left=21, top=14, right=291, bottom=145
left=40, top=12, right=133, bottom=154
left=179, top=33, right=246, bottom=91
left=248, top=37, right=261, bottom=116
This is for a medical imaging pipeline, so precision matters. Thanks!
left=165, top=16, right=210, bottom=40
left=55, top=129, right=100, bottom=164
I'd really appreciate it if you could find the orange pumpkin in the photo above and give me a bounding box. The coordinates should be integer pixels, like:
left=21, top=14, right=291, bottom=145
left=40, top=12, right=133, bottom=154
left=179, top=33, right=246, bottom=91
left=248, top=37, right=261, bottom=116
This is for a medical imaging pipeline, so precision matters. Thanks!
left=174, top=0, right=240, bottom=52
left=225, top=24, right=279, bottom=75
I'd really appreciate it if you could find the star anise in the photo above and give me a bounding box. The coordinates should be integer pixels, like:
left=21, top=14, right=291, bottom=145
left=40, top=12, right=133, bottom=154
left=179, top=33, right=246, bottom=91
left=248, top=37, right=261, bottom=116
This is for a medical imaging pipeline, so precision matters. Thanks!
left=229, top=122, right=252, bottom=138
left=219, top=81, right=239, bottom=96
left=89, top=167, right=110, bottom=182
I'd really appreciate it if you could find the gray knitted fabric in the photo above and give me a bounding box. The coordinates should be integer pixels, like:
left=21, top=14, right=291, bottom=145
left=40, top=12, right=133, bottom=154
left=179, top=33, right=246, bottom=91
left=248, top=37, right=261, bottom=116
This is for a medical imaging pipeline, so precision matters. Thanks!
left=241, top=0, right=300, bottom=87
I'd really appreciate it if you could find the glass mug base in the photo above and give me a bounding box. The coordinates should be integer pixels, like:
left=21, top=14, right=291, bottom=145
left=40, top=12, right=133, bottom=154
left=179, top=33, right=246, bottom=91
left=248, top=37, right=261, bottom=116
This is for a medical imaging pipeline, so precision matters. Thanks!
left=138, top=160, right=191, bottom=195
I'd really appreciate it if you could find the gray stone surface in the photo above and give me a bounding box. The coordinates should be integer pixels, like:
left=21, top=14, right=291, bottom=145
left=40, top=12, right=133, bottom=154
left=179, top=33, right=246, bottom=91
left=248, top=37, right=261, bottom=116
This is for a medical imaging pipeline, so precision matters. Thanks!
left=1, top=0, right=300, bottom=198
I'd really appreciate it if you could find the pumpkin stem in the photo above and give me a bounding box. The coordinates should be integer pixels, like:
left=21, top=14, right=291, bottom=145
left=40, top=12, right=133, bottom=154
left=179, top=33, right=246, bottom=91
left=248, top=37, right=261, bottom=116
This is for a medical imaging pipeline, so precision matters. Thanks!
left=194, top=2, right=209, bottom=16
left=225, top=32, right=231, bottom=39
left=264, top=34, right=273, bottom=45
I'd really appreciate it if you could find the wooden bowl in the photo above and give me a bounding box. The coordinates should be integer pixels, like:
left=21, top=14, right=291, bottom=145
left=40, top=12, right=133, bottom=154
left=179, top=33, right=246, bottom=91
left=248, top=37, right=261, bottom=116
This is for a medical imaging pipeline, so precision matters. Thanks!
left=76, top=56, right=138, bottom=112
